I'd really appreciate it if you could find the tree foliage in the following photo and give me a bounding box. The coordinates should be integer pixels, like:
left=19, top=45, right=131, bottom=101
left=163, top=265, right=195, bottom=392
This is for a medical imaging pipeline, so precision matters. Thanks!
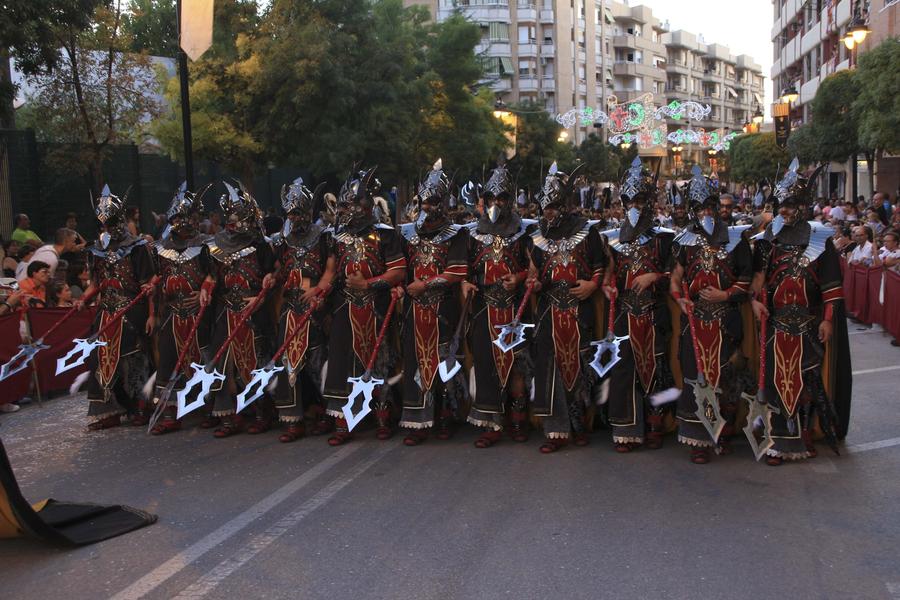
left=507, top=101, right=575, bottom=194
left=151, top=0, right=507, bottom=188
left=0, top=0, right=104, bottom=126
left=122, top=0, right=178, bottom=57
left=17, top=2, right=162, bottom=191
left=803, top=69, right=859, bottom=163
left=576, top=133, right=620, bottom=182
left=786, top=123, right=821, bottom=165
left=853, top=36, right=900, bottom=154
left=727, top=132, right=789, bottom=184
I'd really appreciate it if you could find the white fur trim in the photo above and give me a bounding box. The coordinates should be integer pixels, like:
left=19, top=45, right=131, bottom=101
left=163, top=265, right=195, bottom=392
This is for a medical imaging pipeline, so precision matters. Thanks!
left=650, top=386, right=680, bottom=407
left=399, top=421, right=433, bottom=429
left=677, top=434, right=715, bottom=448
left=142, top=371, right=157, bottom=400
left=466, top=415, right=501, bottom=431
left=69, top=371, right=91, bottom=396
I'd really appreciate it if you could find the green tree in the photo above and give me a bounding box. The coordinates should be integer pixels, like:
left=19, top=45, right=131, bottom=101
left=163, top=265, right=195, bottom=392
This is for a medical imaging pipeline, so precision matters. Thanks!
left=152, top=0, right=262, bottom=182
left=508, top=101, right=574, bottom=194
left=807, top=70, right=859, bottom=162
left=786, top=123, right=821, bottom=165
left=576, top=133, right=620, bottom=182
left=0, top=0, right=104, bottom=127
left=728, top=132, right=789, bottom=184
left=853, top=36, right=900, bottom=155
left=122, top=0, right=178, bottom=57
left=18, top=2, right=163, bottom=191
left=853, top=36, right=900, bottom=195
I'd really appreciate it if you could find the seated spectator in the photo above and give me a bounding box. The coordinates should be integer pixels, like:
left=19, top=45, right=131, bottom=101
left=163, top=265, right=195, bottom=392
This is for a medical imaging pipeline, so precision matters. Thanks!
left=14, top=245, right=34, bottom=281
left=849, top=226, right=874, bottom=266
left=18, top=261, right=51, bottom=307
left=48, top=281, right=75, bottom=307
left=833, top=226, right=857, bottom=256
left=126, top=205, right=141, bottom=238
left=10, top=213, right=43, bottom=248
left=874, top=231, right=900, bottom=274
left=865, top=209, right=885, bottom=237
left=830, top=200, right=846, bottom=222
left=2, top=240, right=20, bottom=277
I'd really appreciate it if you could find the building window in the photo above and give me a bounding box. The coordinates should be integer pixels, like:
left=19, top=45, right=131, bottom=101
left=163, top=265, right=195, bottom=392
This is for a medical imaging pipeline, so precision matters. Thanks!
left=519, top=59, right=536, bottom=76
left=489, top=22, right=509, bottom=41
left=518, top=25, right=536, bottom=44
left=578, top=64, right=586, bottom=81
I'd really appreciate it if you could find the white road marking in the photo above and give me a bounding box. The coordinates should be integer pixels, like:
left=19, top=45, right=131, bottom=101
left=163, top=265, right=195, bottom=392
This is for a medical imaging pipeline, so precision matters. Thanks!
left=108, top=443, right=365, bottom=600
left=851, top=365, right=900, bottom=375
left=844, top=436, right=900, bottom=455
left=171, top=443, right=394, bottom=599
left=886, top=582, right=900, bottom=599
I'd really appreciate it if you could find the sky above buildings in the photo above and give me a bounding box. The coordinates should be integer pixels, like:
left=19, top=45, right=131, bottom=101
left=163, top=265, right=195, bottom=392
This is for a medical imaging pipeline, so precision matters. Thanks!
left=630, top=0, right=775, bottom=118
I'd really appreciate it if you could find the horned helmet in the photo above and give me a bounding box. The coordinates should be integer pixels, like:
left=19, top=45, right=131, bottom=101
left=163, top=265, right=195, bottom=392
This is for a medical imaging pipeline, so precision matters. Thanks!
left=683, top=165, right=720, bottom=236
left=769, top=158, right=825, bottom=236
left=619, top=157, right=658, bottom=228
left=165, top=181, right=206, bottom=237
left=335, top=166, right=378, bottom=230
left=414, top=158, right=452, bottom=225
left=220, top=181, right=262, bottom=235
left=94, top=184, right=128, bottom=244
left=281, top=176, right=325, bottom=233
left=538, top=161, right=582, bottom=231
left=482, top=161, right=514, bottom=224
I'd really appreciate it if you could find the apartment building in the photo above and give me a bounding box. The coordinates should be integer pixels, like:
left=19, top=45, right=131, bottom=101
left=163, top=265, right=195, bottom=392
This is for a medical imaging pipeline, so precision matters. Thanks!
left=408, top=0, right=764, bottom=160
left=771, top=0, right=898, bottom=198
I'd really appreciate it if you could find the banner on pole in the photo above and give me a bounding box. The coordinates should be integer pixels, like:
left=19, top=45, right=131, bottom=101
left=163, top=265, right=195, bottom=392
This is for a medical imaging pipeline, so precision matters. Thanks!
left=181, top=0, right=214, bottom=61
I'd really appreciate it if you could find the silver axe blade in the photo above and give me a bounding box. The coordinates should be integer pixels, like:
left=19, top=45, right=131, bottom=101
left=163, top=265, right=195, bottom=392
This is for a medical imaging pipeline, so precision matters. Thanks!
left=342, top=372, right=384, bottom=431
left=741, top=391, right=780, bottom=461
left=236, top=363, right=285, bottom=414
left=176, top=362, right=225, bottom=419
left=588, top=333, right=630, bottom=378
left=492, top=321, right=533, bottom=353
left=688, top=375, right=726, bottom=443
left=437, top=356, right=461, bottom=383
left=0, top=341, right=49, bottom=381
left=56, top=338, right=107, bottom=375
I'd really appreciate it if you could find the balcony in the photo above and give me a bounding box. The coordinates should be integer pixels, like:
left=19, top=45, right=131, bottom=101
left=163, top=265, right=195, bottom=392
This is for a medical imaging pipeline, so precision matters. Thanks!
left=540, top=41, right=554, bottom=55
left=518, top=76, right=539, bottom=91
left=440, top=5, right=511, bottom=22
left=541, top=77, right=556, bottom=91
left=701, top=70, right=721, bottom=81
left=666, top=61, right=690, bottom=76
left=540, top=9, right=554, bottom=22
left=487, top=78, right=512, bottom=92
left=485, top=42, right=511, bottom=56
left=518, top=42, right=538, bottom=57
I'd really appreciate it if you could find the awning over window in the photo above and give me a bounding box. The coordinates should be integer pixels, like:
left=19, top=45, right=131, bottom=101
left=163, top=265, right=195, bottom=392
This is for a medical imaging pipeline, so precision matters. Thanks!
left=726, top=86, right=738, bottom=98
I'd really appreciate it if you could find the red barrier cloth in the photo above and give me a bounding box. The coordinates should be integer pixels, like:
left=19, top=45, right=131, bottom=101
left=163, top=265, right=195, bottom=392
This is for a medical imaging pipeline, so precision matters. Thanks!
left=28, top=307, right=97, bottom=396
left=0, top=313, right=33, bottom=404
left=883, top=271, right=900, bottom=341
left=851, top=265, right=870, bottom=323
left=842, top=260, right=856, bottom=314
left=866, top=268, right=884, bottom=326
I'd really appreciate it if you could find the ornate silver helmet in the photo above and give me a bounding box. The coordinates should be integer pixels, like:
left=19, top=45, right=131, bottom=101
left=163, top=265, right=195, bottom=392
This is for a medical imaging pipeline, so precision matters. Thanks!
left=281, top=177, right=314, bottom=215
left=220, top=181, right=261, bottom=233
left=771, top=158, right=825, bottom=210
left=619, top=157, right=658, bottom=228
left=338, top=166, right=378, bottom=207
left=684, top=165, right=720, bottom=211
left=416, top=158, right=451, bottom=208
left=538, top=161, right=583, bottom=212
left=166, top=181, right=203, bottom=222
left=483, top=162, right=512, bottom=200
left=94, top=184, right=126, bottom=226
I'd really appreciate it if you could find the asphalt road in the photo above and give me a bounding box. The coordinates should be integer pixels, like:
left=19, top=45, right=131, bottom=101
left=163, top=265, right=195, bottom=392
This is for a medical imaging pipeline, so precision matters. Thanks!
left=1, top=323, right=899, bottom=600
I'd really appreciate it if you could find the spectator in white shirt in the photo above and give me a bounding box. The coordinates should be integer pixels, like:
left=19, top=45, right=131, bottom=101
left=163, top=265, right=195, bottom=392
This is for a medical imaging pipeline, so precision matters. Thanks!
left=849, top=226, right=875, bottom=266
left=830, top=201, right=846, bottom=222
left=17, top=228, right=79, bottom=282
left=874, top=231, right=900, bottom=274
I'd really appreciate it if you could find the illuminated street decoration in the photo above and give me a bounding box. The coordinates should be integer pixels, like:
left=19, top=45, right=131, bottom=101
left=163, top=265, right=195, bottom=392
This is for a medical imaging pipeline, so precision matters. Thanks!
left=555, top=96, right=738, bottom=151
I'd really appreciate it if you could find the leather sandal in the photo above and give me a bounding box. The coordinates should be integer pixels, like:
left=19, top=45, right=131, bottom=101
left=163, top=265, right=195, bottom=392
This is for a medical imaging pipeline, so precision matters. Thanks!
left=328, top=431, right=352, bottom=446
left=403, top=430, right=428, bottom=446
left=213, top=418, right=243, bottom=438
left=690, top=448, right=710, bottom=464
left=539, top=438, right=567, bottom=454
left=766, top=455, right=784, bottom=466
left=474, top=430, right=501, bottom=448
left=309, top=416, right=333, bottom=436
left=246, top=418, right=272, bottom=435
left=88, top=414, right=121, bottom=431
left=279, top=423, right=305, bottom=443
left=573, top=433, right=589, bottom=447
left=150, top=418, right=180, bottom=436
left=614, top=442, right=638, bottom=453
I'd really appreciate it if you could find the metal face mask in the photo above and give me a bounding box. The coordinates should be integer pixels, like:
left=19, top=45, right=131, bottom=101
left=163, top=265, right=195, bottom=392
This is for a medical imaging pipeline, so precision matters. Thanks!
left=700, top=215, right=716, bottom=236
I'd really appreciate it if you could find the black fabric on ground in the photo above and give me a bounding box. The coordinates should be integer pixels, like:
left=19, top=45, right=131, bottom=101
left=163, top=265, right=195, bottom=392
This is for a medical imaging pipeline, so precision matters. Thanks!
left=0, top=437, right=157, bottom=546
